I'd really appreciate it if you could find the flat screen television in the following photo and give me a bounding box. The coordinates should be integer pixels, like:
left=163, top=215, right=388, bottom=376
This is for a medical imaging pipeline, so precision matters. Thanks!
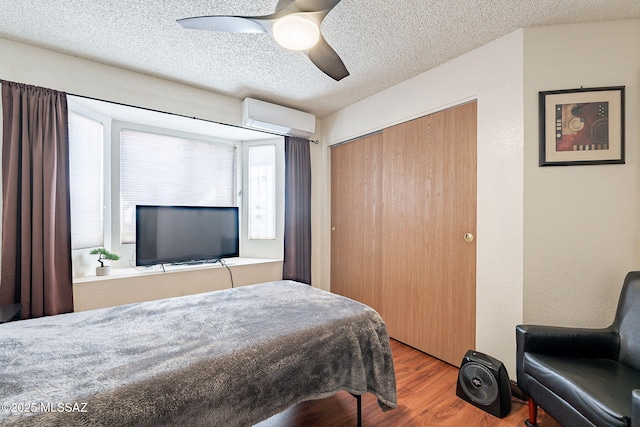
left=135, top=205, right=239, bottom=266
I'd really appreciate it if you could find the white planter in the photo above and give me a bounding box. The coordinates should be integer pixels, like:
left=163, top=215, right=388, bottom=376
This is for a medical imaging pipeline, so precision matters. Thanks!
left=96, top=266, right=111, bottom=276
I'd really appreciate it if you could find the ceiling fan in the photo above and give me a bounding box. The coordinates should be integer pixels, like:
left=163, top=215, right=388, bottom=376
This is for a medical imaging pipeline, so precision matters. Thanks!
left=177, top=0, right=349, bottom=81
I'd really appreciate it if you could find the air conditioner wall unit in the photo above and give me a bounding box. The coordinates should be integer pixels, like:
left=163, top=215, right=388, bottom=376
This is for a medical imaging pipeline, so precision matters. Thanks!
left=242, top=98, right=316, bottom=139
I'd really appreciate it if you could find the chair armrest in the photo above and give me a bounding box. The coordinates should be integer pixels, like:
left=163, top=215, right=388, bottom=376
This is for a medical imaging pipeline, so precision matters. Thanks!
left=516, top=324, right=619, bottom=392
left=632, top=390, right=640, bottom=427
left=516, top=324, right=619, bottom=359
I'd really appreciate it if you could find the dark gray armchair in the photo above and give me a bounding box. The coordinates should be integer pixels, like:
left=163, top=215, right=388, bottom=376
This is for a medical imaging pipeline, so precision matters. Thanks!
left=516, top=271, right=640, bottom=427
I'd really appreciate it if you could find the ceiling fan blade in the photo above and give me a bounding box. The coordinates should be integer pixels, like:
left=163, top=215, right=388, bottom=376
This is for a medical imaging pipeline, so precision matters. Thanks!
left=275, top=0, right=296, bottom=12
left=177, top=16, right=266, bottom=33
left=281, top=0, right=342, bottom=13
left=179, top=0, right=348, bottom=81
left=307, top=35, right=349, bottom=81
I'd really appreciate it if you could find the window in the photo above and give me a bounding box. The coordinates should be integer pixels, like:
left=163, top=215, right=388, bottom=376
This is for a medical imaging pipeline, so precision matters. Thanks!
left=119, top=129, right=236, bottom=243
left=248, top=145, right=276, bottom=240
left=68, top=96, right=284, bottom=275
left=68, top=112, right=104, bottom=249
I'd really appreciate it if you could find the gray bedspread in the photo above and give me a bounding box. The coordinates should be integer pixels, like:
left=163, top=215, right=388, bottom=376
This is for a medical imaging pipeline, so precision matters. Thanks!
left=0, top=280, right=396, bottom=426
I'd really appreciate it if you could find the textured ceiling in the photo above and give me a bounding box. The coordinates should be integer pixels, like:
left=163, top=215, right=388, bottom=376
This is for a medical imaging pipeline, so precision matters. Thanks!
left=1, top=0, right=639, bottom=118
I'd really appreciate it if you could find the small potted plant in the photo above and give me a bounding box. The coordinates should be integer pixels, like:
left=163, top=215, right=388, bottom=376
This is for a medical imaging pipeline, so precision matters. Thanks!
left=90, top=248, right=120, bottom=276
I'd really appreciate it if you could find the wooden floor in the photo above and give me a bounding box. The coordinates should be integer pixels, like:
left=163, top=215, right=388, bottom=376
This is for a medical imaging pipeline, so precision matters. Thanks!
left=256, top=339, right=562, bottom=427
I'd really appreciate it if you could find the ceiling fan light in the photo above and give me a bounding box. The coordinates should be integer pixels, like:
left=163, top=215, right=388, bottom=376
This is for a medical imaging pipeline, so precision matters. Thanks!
left=273, top=15, right=319, bottom=51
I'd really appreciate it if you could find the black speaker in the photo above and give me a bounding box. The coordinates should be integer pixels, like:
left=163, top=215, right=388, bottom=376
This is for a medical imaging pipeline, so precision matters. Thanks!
left=456, top=350, right=511, bottom=418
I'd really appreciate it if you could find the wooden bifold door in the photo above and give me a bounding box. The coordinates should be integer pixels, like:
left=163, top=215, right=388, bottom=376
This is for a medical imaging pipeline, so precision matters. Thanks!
left=331, top=101, right=477, bottom=366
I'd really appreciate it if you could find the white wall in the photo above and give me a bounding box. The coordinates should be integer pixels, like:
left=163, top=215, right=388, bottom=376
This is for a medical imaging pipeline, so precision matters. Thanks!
left=523, top=20, right=640, bottom=327
left=0, top=38, right=241, bottom=126
left=73, top=259, right=283, bottom=311
left=319, top=31, right=525, bottom=375
left=310, top=124, right=331, bottom=291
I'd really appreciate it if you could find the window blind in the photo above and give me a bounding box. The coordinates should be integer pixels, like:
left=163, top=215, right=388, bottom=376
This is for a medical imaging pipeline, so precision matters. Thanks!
left=120, top=129, right=236, bottom=243
left=69, top=112, right=104, bottom=249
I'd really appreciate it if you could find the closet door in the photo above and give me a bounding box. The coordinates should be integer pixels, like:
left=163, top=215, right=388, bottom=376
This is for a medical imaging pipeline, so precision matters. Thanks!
left=330, top=132, right=384, bottom=315
left=381, top=102, right=476, bottom=366
left=330, top=102, right=476, bottom=366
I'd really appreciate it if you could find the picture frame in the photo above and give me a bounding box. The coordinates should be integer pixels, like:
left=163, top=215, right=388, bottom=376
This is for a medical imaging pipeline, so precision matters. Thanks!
left=539, top=86, right=625, bottom=166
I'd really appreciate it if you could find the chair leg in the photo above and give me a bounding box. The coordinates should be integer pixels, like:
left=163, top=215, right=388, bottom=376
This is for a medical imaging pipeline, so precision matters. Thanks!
left=525, top=397, right=538, bottom=427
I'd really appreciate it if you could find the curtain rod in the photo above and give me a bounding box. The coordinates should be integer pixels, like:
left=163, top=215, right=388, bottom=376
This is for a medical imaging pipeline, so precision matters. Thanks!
left=66, top=92, right=285, bottom=139
left=2, top=80, right=308, bottom=141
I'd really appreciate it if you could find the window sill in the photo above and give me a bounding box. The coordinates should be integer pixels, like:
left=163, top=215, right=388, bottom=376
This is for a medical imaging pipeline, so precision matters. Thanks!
left=73, top=257, right=281, bottom=282
left=72, top=258, right=283, bottom=311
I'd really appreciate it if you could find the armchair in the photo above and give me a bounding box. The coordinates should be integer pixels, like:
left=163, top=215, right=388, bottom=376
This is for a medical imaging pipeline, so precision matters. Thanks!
left=516, top=271, right=640, bottom=427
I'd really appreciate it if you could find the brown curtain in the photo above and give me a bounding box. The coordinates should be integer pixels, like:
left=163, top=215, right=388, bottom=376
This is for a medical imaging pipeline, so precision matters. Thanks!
left=282, top=136, right=311, bottom=284
left=0, top=80, right=74, bottom=319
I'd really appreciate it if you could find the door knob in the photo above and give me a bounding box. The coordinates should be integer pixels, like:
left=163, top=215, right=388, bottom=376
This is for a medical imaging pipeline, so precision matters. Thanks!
left=331, top=226, right=336, bottom=231
left=464, top=233, right=474, bottom=242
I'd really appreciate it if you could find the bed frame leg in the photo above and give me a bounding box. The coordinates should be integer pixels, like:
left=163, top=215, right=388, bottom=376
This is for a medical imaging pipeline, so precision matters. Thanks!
left=525, top=397, right=538, bottom=427
left=349, top=393, right=362, bottom=427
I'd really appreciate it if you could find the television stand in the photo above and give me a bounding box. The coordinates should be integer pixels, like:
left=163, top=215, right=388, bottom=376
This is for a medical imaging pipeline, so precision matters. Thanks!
left=174, top=260, right=206, bottom=266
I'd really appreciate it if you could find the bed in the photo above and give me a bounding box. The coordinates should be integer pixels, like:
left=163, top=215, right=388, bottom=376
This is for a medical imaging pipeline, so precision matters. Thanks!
left=0, top=280, right=397, bottom=426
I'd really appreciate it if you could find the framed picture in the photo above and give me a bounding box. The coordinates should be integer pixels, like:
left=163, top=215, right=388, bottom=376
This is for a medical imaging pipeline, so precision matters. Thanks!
left=539, top=86, right=625, bottom=166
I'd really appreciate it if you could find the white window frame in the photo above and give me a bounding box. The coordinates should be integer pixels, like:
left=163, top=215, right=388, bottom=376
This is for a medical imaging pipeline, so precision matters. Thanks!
left=68, top=98, right=284, bottom=278
left=117, top=126, right=238, bottom=244
left=241, top=139, right=285, bottom=259
left=247, top=144, right=277, bottom=240
left=111, top=120, right=244, bottom=264
left=68, top=111, right=106, bottom=249
left=68, top=99, right=112, bottom=278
